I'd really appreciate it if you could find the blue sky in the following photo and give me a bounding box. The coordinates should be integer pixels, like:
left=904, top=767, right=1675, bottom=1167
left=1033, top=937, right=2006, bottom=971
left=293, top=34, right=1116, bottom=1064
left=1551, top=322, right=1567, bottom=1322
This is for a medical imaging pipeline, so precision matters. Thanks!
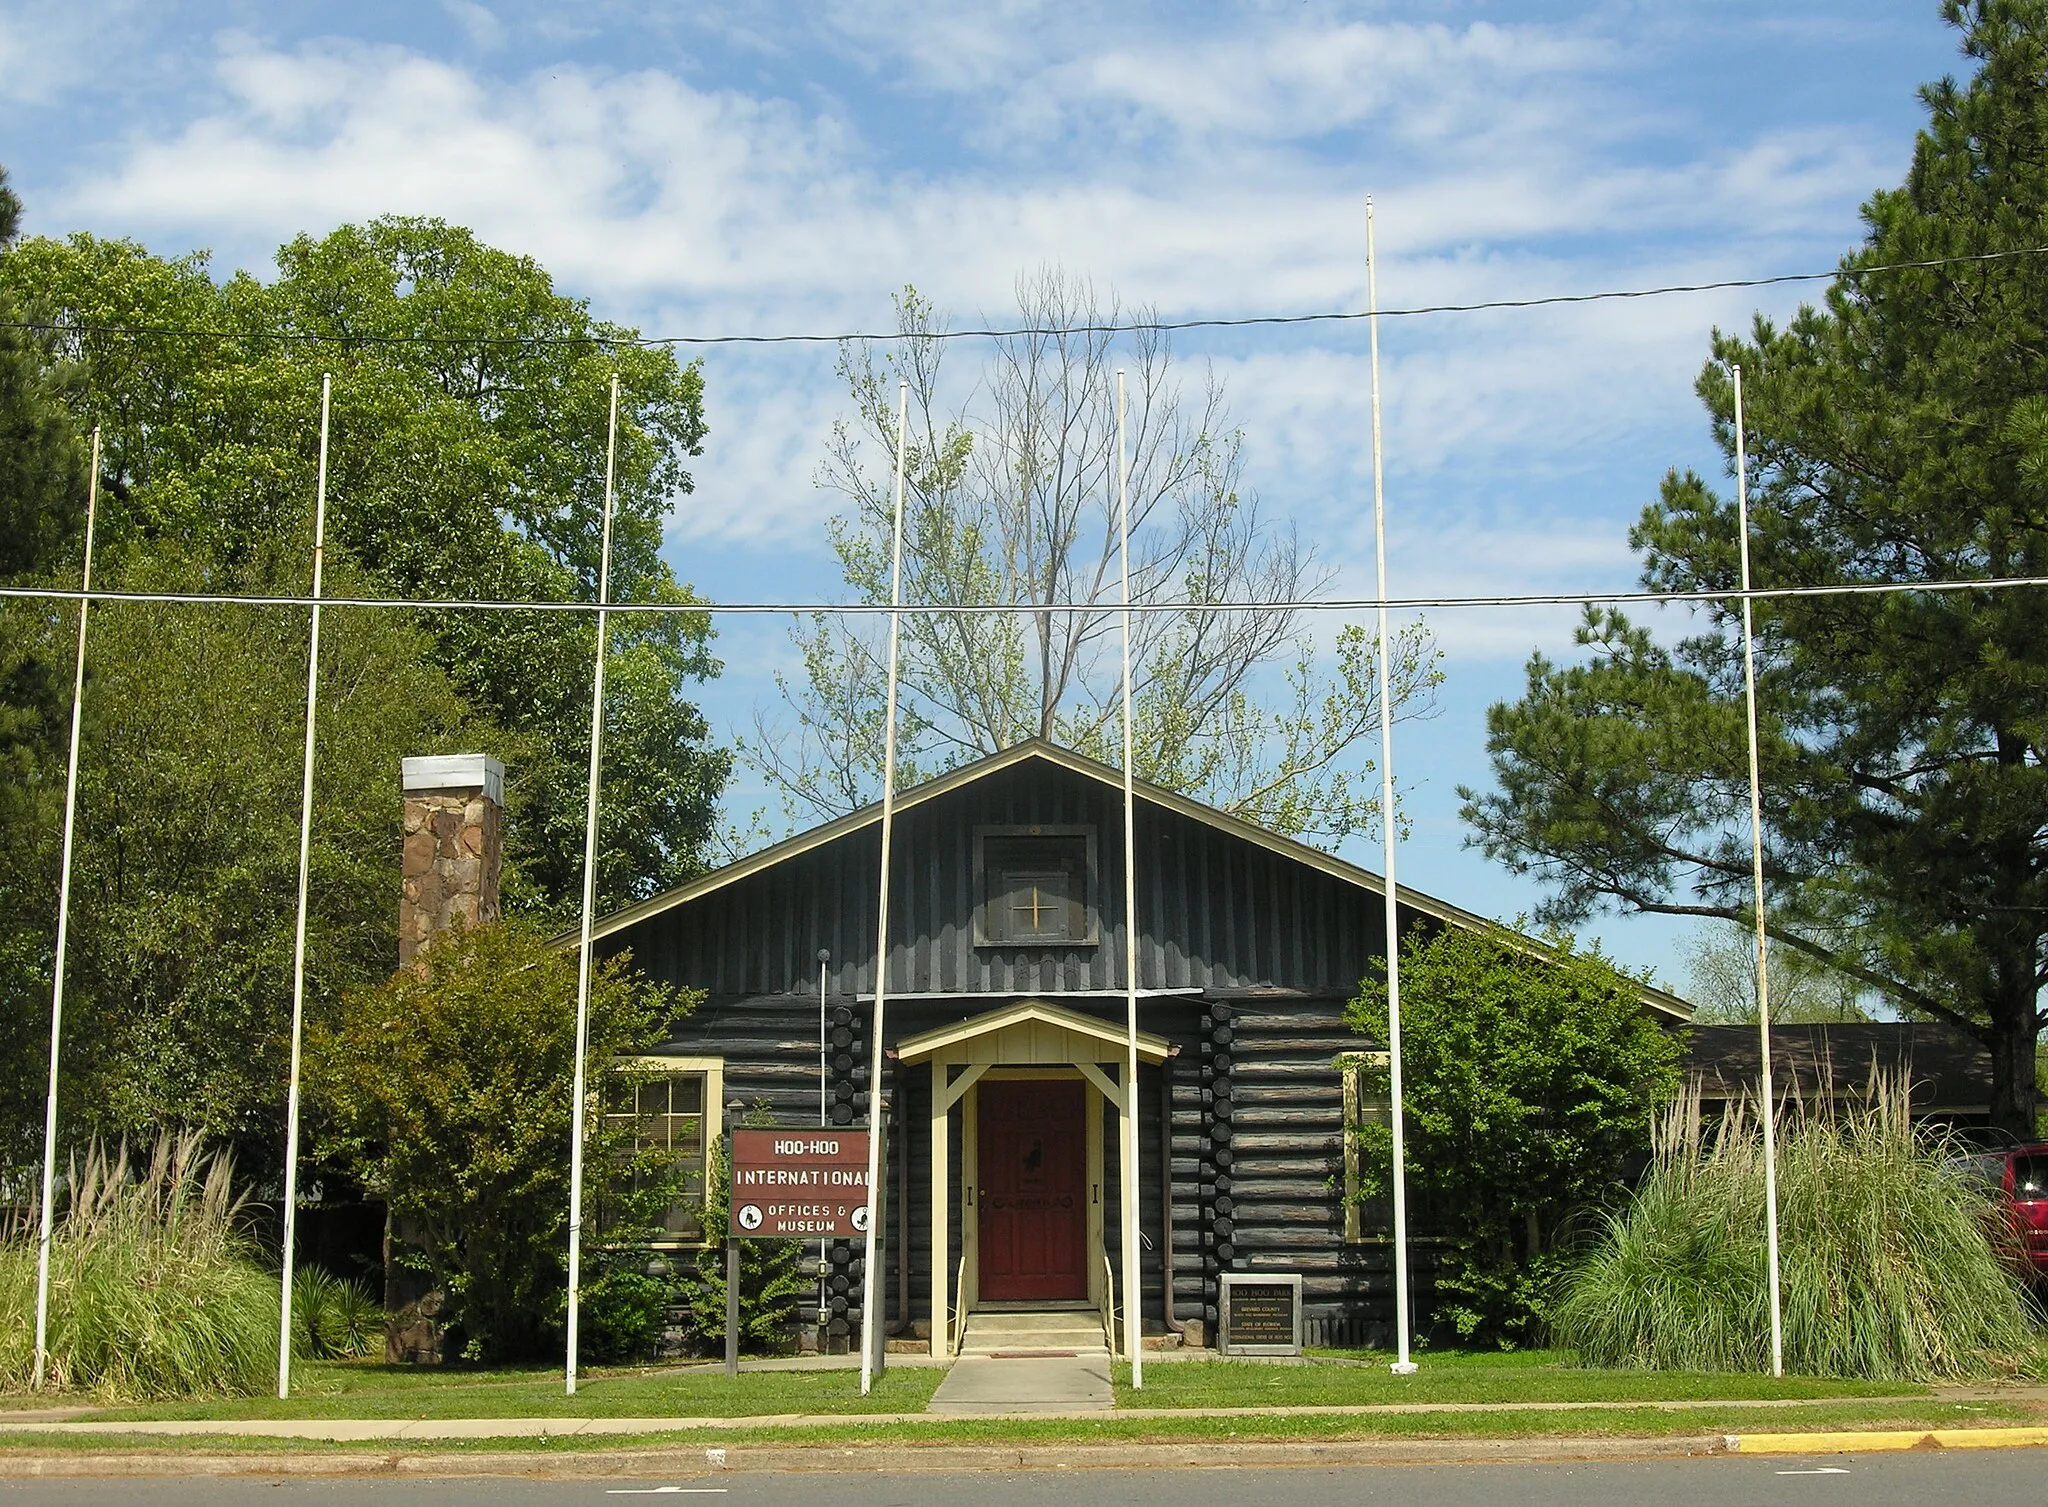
left=0, top=2, right=1956, bottom=990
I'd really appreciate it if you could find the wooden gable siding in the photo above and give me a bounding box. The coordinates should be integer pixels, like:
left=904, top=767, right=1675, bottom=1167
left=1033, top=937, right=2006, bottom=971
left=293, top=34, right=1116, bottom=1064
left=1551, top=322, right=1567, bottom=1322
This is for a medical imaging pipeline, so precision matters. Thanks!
left=600, top=759, right=1390, bottom=999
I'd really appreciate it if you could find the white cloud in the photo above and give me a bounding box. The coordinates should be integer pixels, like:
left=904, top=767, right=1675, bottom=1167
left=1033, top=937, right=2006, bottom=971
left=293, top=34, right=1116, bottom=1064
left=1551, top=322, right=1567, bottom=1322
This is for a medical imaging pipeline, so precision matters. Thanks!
left=0, top=2, right=146, bottom=107
left=48, top=20, right=1886, bottom=652
left=442, top=0, right=506, bottom=52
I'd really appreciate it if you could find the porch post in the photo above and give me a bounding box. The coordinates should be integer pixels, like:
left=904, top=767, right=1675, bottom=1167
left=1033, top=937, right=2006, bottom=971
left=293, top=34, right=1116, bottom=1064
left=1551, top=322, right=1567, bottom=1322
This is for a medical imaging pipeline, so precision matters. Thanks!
left=1116, top=1068, right=1137, bottom=1362
left=931, top=1059, right=950, bottom=1360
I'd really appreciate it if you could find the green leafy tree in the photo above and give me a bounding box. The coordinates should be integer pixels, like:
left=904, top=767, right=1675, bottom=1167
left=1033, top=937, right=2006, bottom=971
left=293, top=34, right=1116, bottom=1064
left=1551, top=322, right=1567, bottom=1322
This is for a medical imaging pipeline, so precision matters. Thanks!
left=0, top=163, right=89, bottom=1158
left=0, top=216, right=729, bottom=917
left=310, top=923, right=695, bottom=1362
left=1461, top=0, right=2048, bottom=1137
left=754, top=274, right=1442, bottom=839
left=1684, top=924, right=1871, bottom=1025
left=1347, top=926, right=1680, bottom=1347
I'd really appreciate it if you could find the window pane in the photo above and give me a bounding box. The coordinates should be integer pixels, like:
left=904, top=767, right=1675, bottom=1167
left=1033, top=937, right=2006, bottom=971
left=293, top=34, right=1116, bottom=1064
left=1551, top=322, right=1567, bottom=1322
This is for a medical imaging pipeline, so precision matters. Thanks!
left=672, top=1075, right=704, bottom=1115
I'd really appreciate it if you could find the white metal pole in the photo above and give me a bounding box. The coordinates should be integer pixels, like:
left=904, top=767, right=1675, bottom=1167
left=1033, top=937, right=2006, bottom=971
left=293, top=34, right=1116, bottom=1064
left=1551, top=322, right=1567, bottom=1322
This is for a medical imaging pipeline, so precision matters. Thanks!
left=1367, top=198, right=1418, bottom=1376
left=278, top=381, right=334, bottom=1399
left=32, top=426, right=100, bottom=1393
left=1731, top=364, right=1785, bottom=1378
left=566, top=373, right=622, bottom=1397
left=811, top=945, right=819, bottom=1335
left=858, top=380, right=911, bottom=1397
left=1117, top=370, right=1144, bottom=1387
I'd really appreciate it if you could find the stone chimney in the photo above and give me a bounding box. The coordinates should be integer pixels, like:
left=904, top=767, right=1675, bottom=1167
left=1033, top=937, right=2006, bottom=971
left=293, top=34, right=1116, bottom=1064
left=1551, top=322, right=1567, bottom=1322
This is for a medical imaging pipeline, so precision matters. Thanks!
left=399, top=754, right=504, bottom=967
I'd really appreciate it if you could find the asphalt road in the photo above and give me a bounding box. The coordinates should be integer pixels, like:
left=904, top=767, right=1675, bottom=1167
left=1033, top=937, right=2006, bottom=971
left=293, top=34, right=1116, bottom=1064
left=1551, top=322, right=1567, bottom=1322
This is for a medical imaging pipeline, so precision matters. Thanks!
left=0, top=1454, right=2042, bottom=1507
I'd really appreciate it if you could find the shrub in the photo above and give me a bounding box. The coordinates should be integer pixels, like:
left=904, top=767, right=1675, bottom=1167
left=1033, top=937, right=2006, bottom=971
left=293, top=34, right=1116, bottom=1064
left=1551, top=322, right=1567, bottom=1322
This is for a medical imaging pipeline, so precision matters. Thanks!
left=1554, top=1075, right=2041, bottom=1380
left=1348, top=925, right=1680, bottom=1346
left=576, top=1249, right=675, bottom=1364
left=0, top=1132, right=279, bottom=1397
left=311, top=921, right=695, bottom=1363
left=293, top=1266, right=381, bottom=1360
left=683, top=1137, right=808, bottom=1355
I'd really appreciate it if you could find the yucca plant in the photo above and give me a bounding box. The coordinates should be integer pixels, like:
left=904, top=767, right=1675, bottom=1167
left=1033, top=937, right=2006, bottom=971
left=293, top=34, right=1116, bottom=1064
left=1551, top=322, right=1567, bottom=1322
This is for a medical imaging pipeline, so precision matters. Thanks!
left=0, top=1131, right=281, bottom=1397
left=1554, top=1072, right=2041, bottom=1380
left=292, top=1265, right=382, bottom=1360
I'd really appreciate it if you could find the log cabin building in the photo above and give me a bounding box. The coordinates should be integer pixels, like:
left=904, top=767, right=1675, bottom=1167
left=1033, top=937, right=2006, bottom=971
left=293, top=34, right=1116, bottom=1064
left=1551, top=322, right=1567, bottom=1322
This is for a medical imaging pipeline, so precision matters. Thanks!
left=570, top=738, right=1696, bottom=1354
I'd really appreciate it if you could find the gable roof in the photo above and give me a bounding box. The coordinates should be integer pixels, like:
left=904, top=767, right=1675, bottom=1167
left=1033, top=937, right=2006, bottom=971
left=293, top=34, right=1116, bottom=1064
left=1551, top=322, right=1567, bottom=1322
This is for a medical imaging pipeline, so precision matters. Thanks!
left=584, top=737, right=1693, bottom=1021
left=896, top=999, right=1173, bottom=1064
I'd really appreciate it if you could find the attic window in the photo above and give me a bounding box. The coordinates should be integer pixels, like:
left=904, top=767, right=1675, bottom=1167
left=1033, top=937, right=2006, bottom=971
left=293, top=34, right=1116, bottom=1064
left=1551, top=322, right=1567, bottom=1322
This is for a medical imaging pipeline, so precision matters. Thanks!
left=975, top=826, right=1098, bottom=946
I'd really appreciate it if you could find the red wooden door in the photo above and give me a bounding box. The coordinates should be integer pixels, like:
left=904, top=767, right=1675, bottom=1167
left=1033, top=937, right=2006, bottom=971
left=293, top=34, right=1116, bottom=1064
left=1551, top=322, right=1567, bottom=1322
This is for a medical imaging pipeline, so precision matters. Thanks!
left=977, top=1079, right=1088, bottom=1302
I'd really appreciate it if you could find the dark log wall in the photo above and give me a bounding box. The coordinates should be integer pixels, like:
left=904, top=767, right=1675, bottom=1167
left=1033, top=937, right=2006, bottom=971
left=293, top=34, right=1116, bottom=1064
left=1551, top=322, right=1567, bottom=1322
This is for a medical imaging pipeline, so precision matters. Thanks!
left=605, top=754, right=1438, bottom=1346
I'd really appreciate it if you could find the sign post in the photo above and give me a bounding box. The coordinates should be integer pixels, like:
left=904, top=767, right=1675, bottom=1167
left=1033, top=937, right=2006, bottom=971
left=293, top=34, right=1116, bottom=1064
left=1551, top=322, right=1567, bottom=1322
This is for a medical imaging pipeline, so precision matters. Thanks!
left=726, top=1126, right=872, bottom=1374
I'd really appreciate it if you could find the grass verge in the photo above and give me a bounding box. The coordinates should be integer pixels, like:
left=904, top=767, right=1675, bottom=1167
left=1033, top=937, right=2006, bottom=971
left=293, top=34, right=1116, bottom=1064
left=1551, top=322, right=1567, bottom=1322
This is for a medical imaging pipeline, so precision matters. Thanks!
left=14, top=1361, right=943, bottom=1422
left=1116, top=1350, right=1919, bottom=1408
left=0, top=1399, right=2035, bottom=1456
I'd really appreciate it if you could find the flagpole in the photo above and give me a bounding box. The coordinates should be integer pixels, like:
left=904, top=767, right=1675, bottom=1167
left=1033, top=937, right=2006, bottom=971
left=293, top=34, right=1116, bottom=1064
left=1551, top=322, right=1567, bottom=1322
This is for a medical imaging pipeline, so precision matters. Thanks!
left=1730, top=363, right=1785, bottom=1377
left=566, top=373, right=622, bottom=1396
left=859, top=379, right=911, bottom=1397
left=1367, top=198, right=1418, bottom=1376
left=278, top=379, right=333, bottom=1399
left=32, top=426, right=101, bottom=1392
left=1117, top=369, right=1144, bottom=1387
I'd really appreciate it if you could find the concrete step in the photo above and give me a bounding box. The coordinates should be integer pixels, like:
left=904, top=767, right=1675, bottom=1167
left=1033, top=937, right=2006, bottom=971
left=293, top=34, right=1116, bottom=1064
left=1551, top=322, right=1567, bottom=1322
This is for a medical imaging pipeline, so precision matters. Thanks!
left=963, top=1309, right=1097, bottom=1333
left=957, top=1308, right=1110, bottom=1355
left=959, top=1337, right=1109, bottom=1356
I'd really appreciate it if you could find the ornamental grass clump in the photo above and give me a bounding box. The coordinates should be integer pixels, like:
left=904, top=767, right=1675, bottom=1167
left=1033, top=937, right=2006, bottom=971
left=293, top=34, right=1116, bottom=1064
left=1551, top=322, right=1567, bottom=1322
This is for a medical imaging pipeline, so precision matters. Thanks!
left=0, top=1132, right=280, bottom=1397
left=1554, top=1073, right=2040, bottom=1381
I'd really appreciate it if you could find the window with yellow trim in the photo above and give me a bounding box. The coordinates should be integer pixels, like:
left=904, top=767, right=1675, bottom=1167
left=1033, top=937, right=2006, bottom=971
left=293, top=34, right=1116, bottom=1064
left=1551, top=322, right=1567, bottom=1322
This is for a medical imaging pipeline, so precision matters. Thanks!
left=1339, top=1052, right=1392, bottom=1243
left=603, top=1058, right=721, bottom=1246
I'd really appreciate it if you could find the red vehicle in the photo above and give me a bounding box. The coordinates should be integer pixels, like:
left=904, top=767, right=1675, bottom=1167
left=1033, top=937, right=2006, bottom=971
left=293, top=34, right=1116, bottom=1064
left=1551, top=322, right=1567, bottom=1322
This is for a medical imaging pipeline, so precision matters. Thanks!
left=1948, top=1145, right=2048, bottom=1280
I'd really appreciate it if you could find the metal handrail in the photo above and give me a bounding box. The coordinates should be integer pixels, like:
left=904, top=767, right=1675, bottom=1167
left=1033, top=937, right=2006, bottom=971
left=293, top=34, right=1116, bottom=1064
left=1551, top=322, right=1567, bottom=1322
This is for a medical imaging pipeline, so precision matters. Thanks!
left=952, top=1256, right=968, bottom=1356
left=1100, top=1251, right=1118, bottom=1357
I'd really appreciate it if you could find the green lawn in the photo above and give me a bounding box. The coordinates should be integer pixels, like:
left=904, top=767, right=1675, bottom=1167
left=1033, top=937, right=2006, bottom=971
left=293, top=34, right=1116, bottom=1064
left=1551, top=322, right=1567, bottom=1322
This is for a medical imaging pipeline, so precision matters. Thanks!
left=1114, top=1349, right=1924, bottom=1408
left=0, top=1347, right=1998, bottom=1427
left=34, top=1359, right=941, bottom=1421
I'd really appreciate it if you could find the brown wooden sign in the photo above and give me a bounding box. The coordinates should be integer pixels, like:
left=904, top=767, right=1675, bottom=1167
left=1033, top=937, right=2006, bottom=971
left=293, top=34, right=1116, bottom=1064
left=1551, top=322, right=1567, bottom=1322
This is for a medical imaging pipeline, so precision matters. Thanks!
left=728, top=1128, right=871, bottom=1238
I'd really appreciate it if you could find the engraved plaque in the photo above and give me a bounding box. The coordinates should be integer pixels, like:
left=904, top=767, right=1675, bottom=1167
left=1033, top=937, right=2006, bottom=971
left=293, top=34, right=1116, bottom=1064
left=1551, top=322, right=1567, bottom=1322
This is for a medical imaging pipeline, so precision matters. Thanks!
left=1218, top=1273, right=1304, bottom=1356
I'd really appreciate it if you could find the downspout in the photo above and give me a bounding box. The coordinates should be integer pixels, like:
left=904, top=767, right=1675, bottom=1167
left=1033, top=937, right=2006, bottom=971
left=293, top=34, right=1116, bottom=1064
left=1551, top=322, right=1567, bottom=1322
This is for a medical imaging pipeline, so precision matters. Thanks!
left=887, top=1077, right=910, bottom=1335
left=1160, top=1049, right=1189, bottom=1337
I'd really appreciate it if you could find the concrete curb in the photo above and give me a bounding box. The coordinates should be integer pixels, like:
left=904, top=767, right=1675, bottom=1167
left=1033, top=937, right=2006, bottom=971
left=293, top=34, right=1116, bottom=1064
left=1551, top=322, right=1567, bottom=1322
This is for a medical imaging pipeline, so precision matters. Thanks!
left=0, top=1434, right=1740, bottom=1478
left=1726, top=1426, right=2048, bottom=1455
left=0, top=1393, right=1946, bottom=1440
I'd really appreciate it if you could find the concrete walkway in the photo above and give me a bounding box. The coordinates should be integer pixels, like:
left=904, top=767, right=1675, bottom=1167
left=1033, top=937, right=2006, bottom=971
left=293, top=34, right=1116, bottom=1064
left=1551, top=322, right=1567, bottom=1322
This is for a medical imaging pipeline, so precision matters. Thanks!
left=927, top=1352, right=1115, bottom=1414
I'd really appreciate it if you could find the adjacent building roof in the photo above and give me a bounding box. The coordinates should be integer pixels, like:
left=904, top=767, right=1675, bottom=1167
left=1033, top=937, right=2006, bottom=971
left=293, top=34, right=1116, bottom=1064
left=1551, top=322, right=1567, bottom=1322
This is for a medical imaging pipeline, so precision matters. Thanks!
left=1683, top=1021, right=1993, bottom=1116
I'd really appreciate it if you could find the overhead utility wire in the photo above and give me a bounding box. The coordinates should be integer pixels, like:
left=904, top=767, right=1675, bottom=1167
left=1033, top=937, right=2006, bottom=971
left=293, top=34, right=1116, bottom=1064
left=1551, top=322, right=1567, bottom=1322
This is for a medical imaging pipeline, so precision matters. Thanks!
left=3, top=247, right=2044, bottom=351
left=6, top=574, right=2048, bottom=617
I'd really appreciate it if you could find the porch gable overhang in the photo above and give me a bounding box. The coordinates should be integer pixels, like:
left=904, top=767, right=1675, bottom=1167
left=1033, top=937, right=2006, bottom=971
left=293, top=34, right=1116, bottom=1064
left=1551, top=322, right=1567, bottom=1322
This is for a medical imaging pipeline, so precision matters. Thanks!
left=896, top=999, right=1171, bottom=1066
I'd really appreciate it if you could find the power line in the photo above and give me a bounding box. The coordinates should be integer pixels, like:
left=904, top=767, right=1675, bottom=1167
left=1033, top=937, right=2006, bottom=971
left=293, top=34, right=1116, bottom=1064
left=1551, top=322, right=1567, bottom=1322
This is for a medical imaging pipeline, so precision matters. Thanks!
left=3, top=247, right=2042, bottom=352
left=5, top=572, right=2048, bottom=617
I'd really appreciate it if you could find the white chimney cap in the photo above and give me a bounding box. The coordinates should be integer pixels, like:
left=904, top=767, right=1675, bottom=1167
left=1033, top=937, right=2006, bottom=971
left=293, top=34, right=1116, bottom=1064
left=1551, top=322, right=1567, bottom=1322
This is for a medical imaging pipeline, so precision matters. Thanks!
left=402, top=754, right=504, bottom=805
